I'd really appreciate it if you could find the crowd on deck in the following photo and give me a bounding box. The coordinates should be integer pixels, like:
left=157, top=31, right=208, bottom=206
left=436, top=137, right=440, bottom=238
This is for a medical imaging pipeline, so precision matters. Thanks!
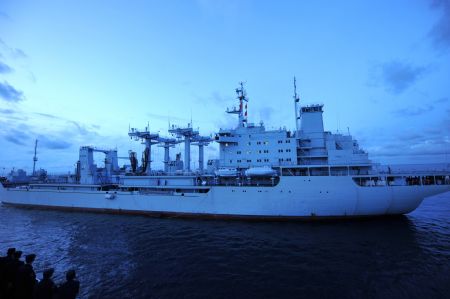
left=0, top=248, right=79, bottom=299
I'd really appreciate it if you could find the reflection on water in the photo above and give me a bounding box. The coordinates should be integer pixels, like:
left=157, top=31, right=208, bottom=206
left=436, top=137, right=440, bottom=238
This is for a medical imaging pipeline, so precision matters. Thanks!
left=1, top=192, right=449, bottom=298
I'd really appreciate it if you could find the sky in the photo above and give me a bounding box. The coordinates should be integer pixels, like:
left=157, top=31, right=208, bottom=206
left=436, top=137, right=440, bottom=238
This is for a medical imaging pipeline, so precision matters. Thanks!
left=0, top=0, right=449, bottom=174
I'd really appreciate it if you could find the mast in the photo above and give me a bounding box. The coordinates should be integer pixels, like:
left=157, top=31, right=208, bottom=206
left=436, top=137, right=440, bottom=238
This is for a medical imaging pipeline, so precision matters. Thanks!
left=32, top=139, right=38, bottom=176
left=293, top=77, right=300, bottom=133
left=227, top=82, right=248, bottom=128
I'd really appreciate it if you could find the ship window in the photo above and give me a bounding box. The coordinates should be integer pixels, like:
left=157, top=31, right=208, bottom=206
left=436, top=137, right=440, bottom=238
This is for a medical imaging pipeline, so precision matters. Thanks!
left=248, top=142, right=251, bottom=145
left=237, top=151, right=241, bottom=154
left=247, top=159, right=252, bottom=162
left=264, top=141, right=269, bottom=145
left=286, top=140, right=290, bottom=143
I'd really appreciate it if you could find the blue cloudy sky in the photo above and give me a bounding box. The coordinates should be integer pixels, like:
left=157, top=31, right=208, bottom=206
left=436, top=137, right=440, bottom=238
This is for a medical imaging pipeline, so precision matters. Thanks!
left=0, top=0, right=449, bottom=173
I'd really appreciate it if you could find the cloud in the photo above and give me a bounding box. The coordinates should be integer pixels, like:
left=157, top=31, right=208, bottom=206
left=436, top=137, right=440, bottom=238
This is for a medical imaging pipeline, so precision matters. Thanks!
left=0, top=39, right=27, bottom=59
left=38, top=136, right=72, bottom=150
left=375, top=61, right=428, bottom=94
left=192, top=91, right=234, bottom=106
left=0, top=111, right=99, bottom=150
left=434, top=97, right=449, bottom=104
left=0, top=108, right=16, bottom=114
left=258, top=107, right=275, bottom=123
left=428, top=0, right=450, bottom=52
left=68, top=120, right=95, bottom=136
left=361, top=116, right=450, bottom=162
left=3, top=131, right=72, bottom=149
left=4, top=135, right=27, bottom=146
left=211, top=91, right=234, bottom=104
left=0, top=81, right=24, bottom=102
left=392, top=105, right=434, bottom=117
left=34, top=112, right=61, bottom=119
left=3, top=128, right=31, bottom=146
left=0, top=61, right=12, bottom=73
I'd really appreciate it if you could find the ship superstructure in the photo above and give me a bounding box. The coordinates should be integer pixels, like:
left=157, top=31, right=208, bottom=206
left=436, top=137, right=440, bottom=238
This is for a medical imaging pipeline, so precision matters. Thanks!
left=214, top=82, right=371, bottom=176
left=1, top=81, right=449, bottom=219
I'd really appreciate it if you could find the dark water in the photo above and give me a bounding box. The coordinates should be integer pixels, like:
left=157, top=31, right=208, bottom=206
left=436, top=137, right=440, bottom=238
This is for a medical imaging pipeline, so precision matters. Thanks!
left=1, top=193, right=449, bottom=299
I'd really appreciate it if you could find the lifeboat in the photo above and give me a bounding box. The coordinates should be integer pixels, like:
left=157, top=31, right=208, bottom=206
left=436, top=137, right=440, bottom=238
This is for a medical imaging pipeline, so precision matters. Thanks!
left=215, top=168, right=238, bottom=177
left=244, top=166, right=277, bottom=177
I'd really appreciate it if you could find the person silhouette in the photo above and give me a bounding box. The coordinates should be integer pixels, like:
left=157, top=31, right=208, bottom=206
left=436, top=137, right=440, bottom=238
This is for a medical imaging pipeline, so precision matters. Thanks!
left=56, top=270, right=79, bottom=299
left=15, top=253, right=36, bottom=299
left=0, top=248, right=16, bottom=298
left=34, top=268, right=57, bottom=299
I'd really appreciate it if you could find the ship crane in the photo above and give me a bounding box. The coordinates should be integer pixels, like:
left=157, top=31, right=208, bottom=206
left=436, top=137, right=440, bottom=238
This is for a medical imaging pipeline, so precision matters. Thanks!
left=168, top=123, right=199, bottom=172
left=168, top=124, right=198, bottom=172
left=157, top=137, right=179, bottom=173
left=90, top=148, right=119, bottom=175
left=191, top=135, right=214, bottom=173
left=128, top=127, right=160, bottom=174
left=77, top=146, right=119, bottom=184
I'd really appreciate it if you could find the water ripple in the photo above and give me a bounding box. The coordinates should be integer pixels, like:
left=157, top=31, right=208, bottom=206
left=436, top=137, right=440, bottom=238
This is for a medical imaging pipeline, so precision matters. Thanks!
left=1, top=192, right=449, bottom=298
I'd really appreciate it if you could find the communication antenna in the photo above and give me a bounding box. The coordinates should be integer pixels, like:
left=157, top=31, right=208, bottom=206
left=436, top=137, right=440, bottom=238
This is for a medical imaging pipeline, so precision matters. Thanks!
left=32, top=139, right=38, bottom=176
left=293, top=76, right=300, bottom=132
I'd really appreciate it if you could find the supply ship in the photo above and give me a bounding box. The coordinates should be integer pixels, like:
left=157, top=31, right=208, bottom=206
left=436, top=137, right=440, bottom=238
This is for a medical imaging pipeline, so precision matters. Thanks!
left=1, top=82, right=449, bottom=219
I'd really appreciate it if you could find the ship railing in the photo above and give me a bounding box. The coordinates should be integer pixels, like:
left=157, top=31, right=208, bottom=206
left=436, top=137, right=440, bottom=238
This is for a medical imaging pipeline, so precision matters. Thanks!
left=352, top=175, right=450, bottom=187
left=281, top=165, right=371, bottom=176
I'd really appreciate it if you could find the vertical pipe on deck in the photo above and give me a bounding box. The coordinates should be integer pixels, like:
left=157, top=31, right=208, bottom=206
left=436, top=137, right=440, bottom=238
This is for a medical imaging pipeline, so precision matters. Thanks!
left=184, top=138, right=190, bottom=171
left=199, top=144, right=204, bottom=172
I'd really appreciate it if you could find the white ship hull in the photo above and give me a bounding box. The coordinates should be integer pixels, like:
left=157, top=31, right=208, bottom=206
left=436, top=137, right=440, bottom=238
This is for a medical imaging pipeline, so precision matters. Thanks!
left=1, top=176, right=448, bottom=219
